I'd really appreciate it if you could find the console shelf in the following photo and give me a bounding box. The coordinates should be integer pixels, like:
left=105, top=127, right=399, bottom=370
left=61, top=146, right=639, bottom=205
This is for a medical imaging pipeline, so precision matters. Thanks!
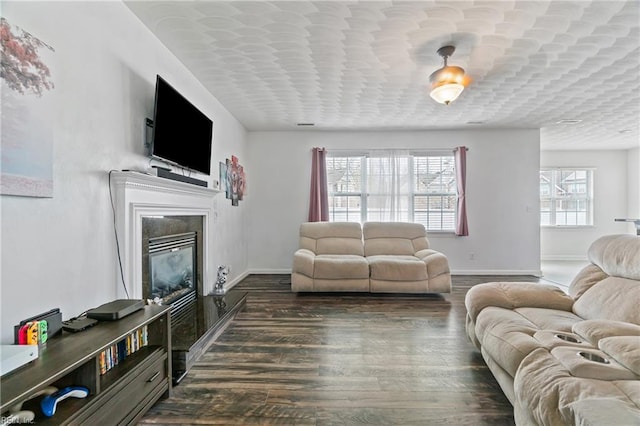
left=0, top=305, right=171, bottom=425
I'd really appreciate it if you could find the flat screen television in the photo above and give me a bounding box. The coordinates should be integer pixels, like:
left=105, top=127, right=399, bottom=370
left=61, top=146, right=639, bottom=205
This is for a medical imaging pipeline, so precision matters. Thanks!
left=150, top=75, right=213, bottom=175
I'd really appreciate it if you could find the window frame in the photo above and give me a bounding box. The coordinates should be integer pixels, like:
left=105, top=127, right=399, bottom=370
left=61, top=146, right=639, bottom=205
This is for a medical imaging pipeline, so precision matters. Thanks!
left=326, top=150, right=458, bottom=232
left=411, top=153, right=458, bottom=232
left=326, top=154, right=367, bottom=223
left=540, top=167, right=595, bottom=228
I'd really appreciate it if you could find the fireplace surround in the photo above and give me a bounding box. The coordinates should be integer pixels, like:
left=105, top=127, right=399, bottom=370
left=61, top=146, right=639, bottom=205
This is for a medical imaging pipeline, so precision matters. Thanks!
left=110, top=171, right=220, bottom=298
left=110, top=171, right=246, bottom=384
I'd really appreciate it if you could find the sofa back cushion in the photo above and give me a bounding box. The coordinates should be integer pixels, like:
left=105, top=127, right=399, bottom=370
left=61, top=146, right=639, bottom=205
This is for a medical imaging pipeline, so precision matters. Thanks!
left=569, top=264, right=609, bottom=300
left=363, top=222, right=429, bottom=256
left=572, top=277, right=640, bottom=325
left=586, top=234, right=640, bottom=280
left=299, top=222, right=364, bottom=256
left=569, top=234, right=640, bottom=299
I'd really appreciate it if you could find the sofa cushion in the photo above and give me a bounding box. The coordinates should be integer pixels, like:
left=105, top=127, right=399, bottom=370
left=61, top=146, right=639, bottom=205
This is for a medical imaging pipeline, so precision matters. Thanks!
left=532, top=330, right=591, bottom=350
left=475, top=307, right=540, bottom=376
left=476, top=307, right=581, bottom=377
left=611, top=380, right=640, bottom=409
left=367, top=255, right=427, bottom=281
left=515, top=348, right=640, bottom=426
left=465, top=282, right=574, bottom=321
left=572, top=319, right=640, bottom=346
left=565, top=398, right=640, bottom=426
left=300, top=221, right=362, bottom=240
left=313, top=278, right=370, bottom=292
left=316, top=237, right=364, bottom=256
left=550, top=346, right=637, bottom=381
left=363, top=222, right=429, bottom=256
left=598, top=336, right=640, bottom=376
left=568, top=264, right=609, bottom=300
left=314, top=255, right=370, bottom=279
left=513, top=308, right=582, bottom=332
left=299, top=222, right=364, bottom=256
left=572, top=277, right=640, bottom=325
left=363, top=221, right=428, bottom=241
left=587, top=234, right=640, bottom=280
left=365, top=238, right=416, bottom=256
left=370, top=279, right=429, bottom=293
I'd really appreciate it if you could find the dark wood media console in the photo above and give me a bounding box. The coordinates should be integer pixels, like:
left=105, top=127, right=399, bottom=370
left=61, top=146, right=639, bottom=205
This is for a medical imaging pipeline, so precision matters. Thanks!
left=0, top=305, right=171, bottom=425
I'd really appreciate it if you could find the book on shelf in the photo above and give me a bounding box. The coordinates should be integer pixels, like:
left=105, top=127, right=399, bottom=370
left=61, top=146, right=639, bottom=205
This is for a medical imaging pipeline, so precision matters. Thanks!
left=98, top=325, right=148, bottom=375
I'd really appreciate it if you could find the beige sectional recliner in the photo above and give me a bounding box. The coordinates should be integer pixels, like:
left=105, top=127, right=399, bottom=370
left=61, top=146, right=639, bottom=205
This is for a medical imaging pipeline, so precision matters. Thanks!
left=465, top=234, right=640, bottom=425
left=292, top=221, right=451, bottom=293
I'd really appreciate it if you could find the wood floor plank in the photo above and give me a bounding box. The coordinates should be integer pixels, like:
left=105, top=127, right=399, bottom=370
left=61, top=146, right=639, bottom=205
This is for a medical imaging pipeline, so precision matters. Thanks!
left=266, top=389, right=511, bottom=409
left=139, top=274, right=546, bottom=425
left=315, top=407, right=515, bottom=426
left=182, top=375, right=382, bottom=392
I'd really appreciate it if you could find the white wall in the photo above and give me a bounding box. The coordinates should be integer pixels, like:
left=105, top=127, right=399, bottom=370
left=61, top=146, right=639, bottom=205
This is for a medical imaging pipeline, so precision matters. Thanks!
left=247, top=129, right=541, bottom=275
left=628, top=148, right=640, bottom=234
left=540, top=150, right=629, bottom=259
left=0, top=2, right=248, bottom=344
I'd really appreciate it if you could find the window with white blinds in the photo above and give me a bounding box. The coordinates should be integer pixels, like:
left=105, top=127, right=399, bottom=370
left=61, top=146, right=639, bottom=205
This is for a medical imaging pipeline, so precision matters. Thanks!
left=540, top=168, right=594, bottom=226
left=326, top=151, right=457, bottom=231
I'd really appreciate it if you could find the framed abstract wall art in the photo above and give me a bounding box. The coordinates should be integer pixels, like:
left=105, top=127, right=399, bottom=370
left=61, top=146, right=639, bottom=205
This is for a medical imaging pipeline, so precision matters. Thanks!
left=1, top=17, right=56, bottom=197
left=219, top=155, right=246, bottom=206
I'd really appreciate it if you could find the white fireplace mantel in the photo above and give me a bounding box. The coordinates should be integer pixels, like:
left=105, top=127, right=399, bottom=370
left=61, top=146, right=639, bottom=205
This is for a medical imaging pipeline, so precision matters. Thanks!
left=110, top=171, right=222, bottom=299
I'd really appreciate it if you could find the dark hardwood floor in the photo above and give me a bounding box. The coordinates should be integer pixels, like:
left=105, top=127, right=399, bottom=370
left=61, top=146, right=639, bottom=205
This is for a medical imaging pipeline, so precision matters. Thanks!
left=140, top=274, right=544, bottom=425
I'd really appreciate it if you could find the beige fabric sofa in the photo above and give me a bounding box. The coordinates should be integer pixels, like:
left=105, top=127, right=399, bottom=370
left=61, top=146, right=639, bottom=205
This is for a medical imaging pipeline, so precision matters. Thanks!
left=291, top=222, right=370, bottom=292
left=465, top=234, right=640, bottom=425
left=364, top=222, right=451, bottom=293
left=292, top=221, right=451, bottom=293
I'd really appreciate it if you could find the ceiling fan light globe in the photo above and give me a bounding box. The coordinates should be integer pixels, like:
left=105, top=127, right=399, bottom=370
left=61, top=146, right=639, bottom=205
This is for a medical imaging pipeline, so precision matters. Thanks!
left=429, top=65, right=466, bottom=85
left=430, top=83, right=464, bottom=105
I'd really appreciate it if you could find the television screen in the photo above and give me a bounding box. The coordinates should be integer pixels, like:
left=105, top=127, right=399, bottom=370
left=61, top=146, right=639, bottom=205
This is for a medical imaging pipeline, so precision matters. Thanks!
left=151, top=75, right=213, bottom=175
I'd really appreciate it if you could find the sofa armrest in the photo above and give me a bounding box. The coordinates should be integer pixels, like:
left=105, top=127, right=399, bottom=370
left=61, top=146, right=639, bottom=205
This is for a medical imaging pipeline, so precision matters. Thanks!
left=465, top=282, right=574, bottom=321
left=599, top=336, right=640, bottom=376
left=292, top=249, right=315, bottom=277
left=415, top=248, right=436, bottom=260
left=415, top=249, right=450, bottom=277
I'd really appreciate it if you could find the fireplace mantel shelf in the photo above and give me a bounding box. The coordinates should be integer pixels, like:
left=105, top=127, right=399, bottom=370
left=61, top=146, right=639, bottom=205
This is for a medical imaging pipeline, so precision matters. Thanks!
left=111, top=171, right=222, bottom=197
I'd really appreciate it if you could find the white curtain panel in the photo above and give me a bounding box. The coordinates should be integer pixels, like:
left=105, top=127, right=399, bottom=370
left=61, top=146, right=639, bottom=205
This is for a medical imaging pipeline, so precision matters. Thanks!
left=367, top=150, right=411, bottom=222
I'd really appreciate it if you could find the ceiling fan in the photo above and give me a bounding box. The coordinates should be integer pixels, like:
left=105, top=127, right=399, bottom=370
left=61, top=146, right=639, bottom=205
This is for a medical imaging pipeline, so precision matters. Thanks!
left=428, top=45, right=471, bottom=105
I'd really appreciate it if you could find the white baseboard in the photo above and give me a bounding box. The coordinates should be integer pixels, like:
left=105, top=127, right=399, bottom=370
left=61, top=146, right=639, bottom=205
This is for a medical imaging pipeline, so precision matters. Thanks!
left=244, top=268, right=542, bottom=277
left=247, top=269, right=292, bottom=275
left=541, top=255, right=589, bottom=261
left=451, top=269, right=542, bottom=277
left=222, top=270, right=251, bottom=292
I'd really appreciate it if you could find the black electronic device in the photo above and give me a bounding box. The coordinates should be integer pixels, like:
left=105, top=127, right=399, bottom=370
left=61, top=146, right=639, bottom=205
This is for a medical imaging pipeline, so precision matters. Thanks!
left=62, top=317, right=98, bottom=333
left=14, top=308, right=63, bottom=344
left=156, top=168, right=207, bottom=187
left=86, top=299, right=144, bottom=321
left=150, top=75, right=213, bottom=175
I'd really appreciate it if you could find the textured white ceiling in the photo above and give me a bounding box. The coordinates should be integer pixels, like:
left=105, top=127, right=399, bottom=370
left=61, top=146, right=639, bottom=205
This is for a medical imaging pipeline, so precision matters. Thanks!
left=126, top=1, right=640, bottom=150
